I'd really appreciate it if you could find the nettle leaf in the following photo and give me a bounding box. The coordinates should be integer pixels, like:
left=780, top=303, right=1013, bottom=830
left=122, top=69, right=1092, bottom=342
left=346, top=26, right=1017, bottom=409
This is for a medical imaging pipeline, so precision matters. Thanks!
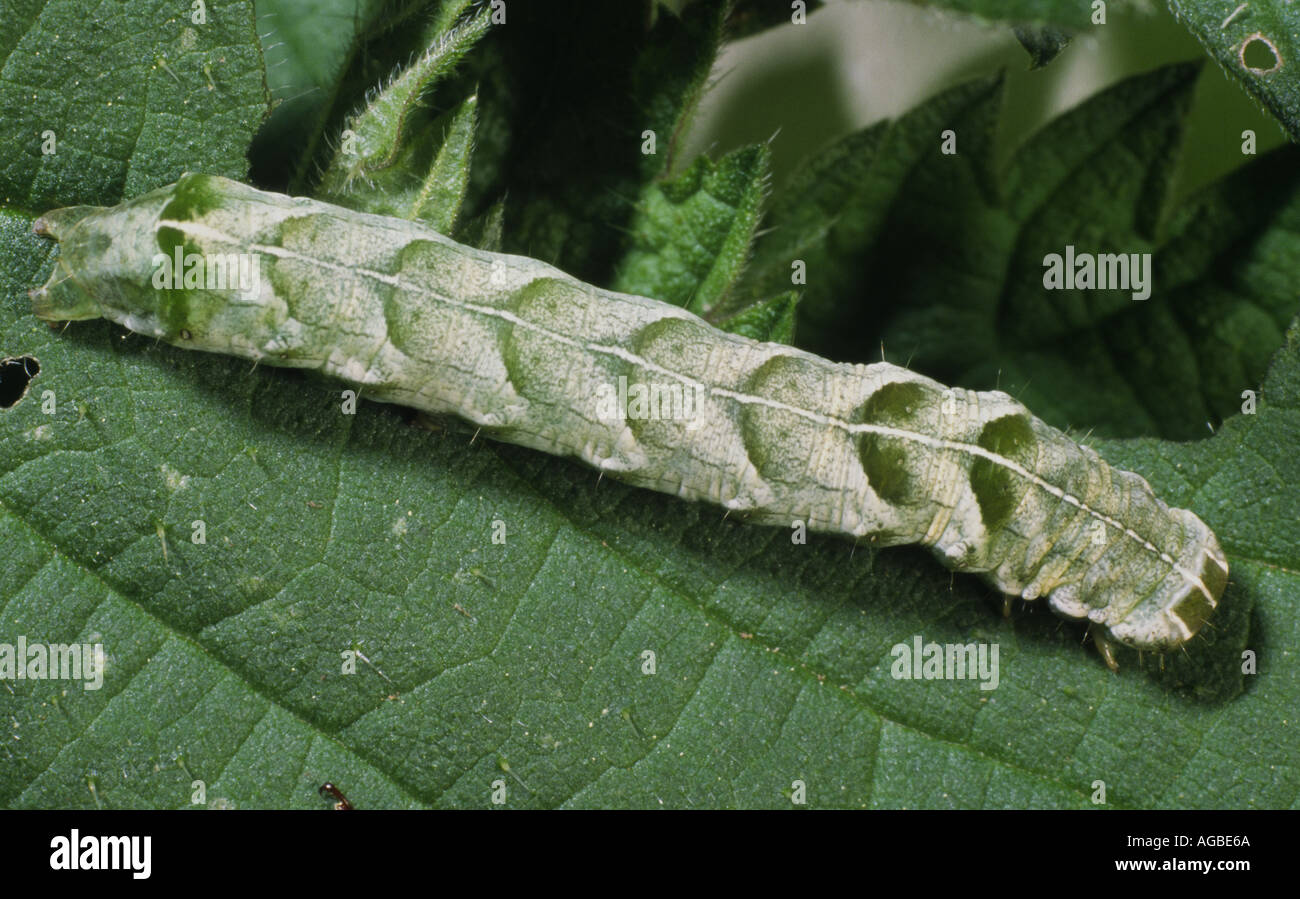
left=751, top=63, right=1300, bottom=441
left=455, top=194, right=507, bottom=251
left=716, top=290, right=800, bottom=343
left=0, top=0, right=268, bottom=209
left=611, top=144, right=772, bottom=320
left=1169, top=0, right=1300, bottom=141
left=324, top=93, right=479, bottom=230
left=739, top=74, right=1001, bottom=344
left=405, top=95, right=478, bottom=232
left=316, top=3, right=490, bottom=202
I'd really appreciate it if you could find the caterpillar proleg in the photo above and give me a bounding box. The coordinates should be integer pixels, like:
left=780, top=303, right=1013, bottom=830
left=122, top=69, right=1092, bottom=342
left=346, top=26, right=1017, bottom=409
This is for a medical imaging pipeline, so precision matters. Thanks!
left=29, top=173, right=1228, bottom=665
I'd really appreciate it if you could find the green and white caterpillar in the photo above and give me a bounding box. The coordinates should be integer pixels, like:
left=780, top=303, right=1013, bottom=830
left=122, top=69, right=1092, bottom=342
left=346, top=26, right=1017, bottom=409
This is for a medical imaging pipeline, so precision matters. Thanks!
left=29, top=173, right=1228, bottom=666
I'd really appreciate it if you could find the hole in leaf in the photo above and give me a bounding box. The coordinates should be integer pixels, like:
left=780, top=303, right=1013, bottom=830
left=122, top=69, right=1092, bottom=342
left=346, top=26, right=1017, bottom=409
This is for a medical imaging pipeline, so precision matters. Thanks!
left=1240, top=34, right=1281, bottom=75
left=0, top=356, right=41, bottom=409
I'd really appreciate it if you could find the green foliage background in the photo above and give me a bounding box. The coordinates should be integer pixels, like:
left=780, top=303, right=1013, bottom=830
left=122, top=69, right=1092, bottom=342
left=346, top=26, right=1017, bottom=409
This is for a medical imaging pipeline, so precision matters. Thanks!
left=0, top=0, right=1296, bottom=808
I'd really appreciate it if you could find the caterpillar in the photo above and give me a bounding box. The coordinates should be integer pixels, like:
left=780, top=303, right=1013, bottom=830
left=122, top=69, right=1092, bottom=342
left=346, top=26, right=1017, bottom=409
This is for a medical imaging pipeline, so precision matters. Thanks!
left=29, top=173, right=1228, bottom=668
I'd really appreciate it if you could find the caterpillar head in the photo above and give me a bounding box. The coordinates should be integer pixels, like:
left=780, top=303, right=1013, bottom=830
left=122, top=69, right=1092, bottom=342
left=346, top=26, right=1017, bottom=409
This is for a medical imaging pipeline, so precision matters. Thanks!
left=30, top=205, right=107, bottom=322
left=30, top=176, right=276, bottom=355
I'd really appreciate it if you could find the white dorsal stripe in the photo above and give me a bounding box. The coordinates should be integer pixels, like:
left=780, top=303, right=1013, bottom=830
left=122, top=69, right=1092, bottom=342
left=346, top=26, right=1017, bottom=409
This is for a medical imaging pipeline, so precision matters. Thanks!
left=157, top=217, right=1216, bottom=606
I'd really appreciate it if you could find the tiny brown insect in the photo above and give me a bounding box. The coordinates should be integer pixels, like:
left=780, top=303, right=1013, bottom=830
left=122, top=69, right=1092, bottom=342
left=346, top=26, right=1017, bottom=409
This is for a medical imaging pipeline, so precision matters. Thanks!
left=319, top=782, right=353, bottom=810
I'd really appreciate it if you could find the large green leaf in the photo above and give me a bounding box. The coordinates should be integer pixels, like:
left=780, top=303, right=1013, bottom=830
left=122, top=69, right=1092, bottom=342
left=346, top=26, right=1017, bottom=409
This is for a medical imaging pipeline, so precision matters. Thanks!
left=0, top=0, right=268, bottom=209
left=1, top=5, right=1295, bottom=811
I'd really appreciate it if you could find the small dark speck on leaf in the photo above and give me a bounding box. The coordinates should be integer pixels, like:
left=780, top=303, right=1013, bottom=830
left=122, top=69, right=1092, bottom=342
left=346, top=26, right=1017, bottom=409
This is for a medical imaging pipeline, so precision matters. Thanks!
left=319, top=782, right=353, bottom=810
